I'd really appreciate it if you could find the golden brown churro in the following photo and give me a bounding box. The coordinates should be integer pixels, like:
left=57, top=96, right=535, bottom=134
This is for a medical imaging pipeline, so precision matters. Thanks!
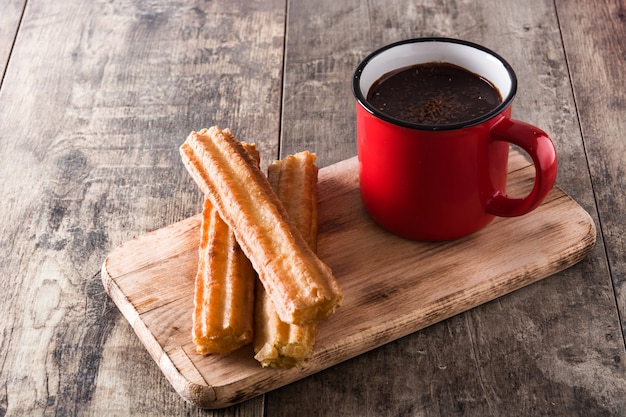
left=192, top=144, right=260, bottom=355
left=180, top=127, right=342, bottom=325
left=254, top=151, right=319, bottom=368
left=267, top=152, right=319, bottom=252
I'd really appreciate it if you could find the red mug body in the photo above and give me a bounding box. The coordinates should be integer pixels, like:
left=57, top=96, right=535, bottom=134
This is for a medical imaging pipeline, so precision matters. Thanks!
left=353, top=38, right=558, bottom=241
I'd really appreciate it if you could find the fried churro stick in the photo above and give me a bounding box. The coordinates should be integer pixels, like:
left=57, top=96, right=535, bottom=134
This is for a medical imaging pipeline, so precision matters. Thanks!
left=267, top=152, right=318, bottom=252
left=180, top=127, right=342, bottom=325
left=254, top=151, right=319, bottom=368
left=192, top=143, right=260, bottom=355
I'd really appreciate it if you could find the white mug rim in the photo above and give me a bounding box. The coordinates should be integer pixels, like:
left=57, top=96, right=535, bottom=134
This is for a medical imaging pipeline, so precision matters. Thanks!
left=352, top=38, right=518, bottom=131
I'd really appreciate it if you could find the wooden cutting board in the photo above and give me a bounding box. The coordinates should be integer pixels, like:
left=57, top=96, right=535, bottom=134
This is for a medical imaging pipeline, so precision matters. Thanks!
left=101, top=149, right=596, bottom=409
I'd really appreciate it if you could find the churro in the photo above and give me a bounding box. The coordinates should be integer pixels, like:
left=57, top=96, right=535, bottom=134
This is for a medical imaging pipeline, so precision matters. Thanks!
left=254, top=151, right=319, bottom=368
left=180, top=127, right=342, bottom=325
left=192, top=143, right=259, bottom=355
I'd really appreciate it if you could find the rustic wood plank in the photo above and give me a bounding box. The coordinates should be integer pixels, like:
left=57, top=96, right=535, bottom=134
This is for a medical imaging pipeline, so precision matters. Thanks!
left=273, top=0, right=626, bottom=415
left=0, top=0, right=283, bottom=415
left=556, top=0, right=626, bottom=333
left=0, top=0, right=24, bottom=78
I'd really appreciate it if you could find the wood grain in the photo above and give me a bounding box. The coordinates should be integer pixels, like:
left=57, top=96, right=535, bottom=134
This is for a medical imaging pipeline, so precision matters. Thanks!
left=0, top=0, right=24, bottom=78
left=556, top=0, right=626, bottom=332
left=1, top=0, right=625, bottom=414
left=102, top=149, right=595, bottom=409
left=0, top=0, right=283, bottom=415
left=273, top=0, right=626, bottom=416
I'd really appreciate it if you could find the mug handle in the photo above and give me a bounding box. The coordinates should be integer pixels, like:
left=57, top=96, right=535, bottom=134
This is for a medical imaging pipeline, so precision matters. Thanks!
left=486, top=118, right=558, bottom=217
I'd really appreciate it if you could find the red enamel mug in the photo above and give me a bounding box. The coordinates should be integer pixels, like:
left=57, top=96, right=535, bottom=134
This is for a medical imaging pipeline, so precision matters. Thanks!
left=353, top=38, right=558, bottom=241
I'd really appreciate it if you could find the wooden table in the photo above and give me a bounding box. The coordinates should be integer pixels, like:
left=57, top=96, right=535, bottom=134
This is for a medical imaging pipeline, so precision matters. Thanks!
left=1, top=0, right=624, bottom=415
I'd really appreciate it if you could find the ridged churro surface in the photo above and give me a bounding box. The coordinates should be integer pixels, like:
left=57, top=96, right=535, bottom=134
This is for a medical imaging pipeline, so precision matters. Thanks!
left=254, top=151, right=319, bottom=368
left=192, top=198, right=256, bottom=354
left=267, top=152, right=319, bottom=251
left=192, top=143, right=259, bottom=355
left=180, top=127, right=342, bottom=325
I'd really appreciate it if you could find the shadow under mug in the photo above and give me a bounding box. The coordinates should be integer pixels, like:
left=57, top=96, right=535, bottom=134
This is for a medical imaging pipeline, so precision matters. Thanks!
left=353, top=38, right=558, bottom=241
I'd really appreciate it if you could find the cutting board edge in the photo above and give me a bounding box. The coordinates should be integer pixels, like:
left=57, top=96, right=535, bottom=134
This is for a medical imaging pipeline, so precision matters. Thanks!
left=101, top=259, right=225, bottom=408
